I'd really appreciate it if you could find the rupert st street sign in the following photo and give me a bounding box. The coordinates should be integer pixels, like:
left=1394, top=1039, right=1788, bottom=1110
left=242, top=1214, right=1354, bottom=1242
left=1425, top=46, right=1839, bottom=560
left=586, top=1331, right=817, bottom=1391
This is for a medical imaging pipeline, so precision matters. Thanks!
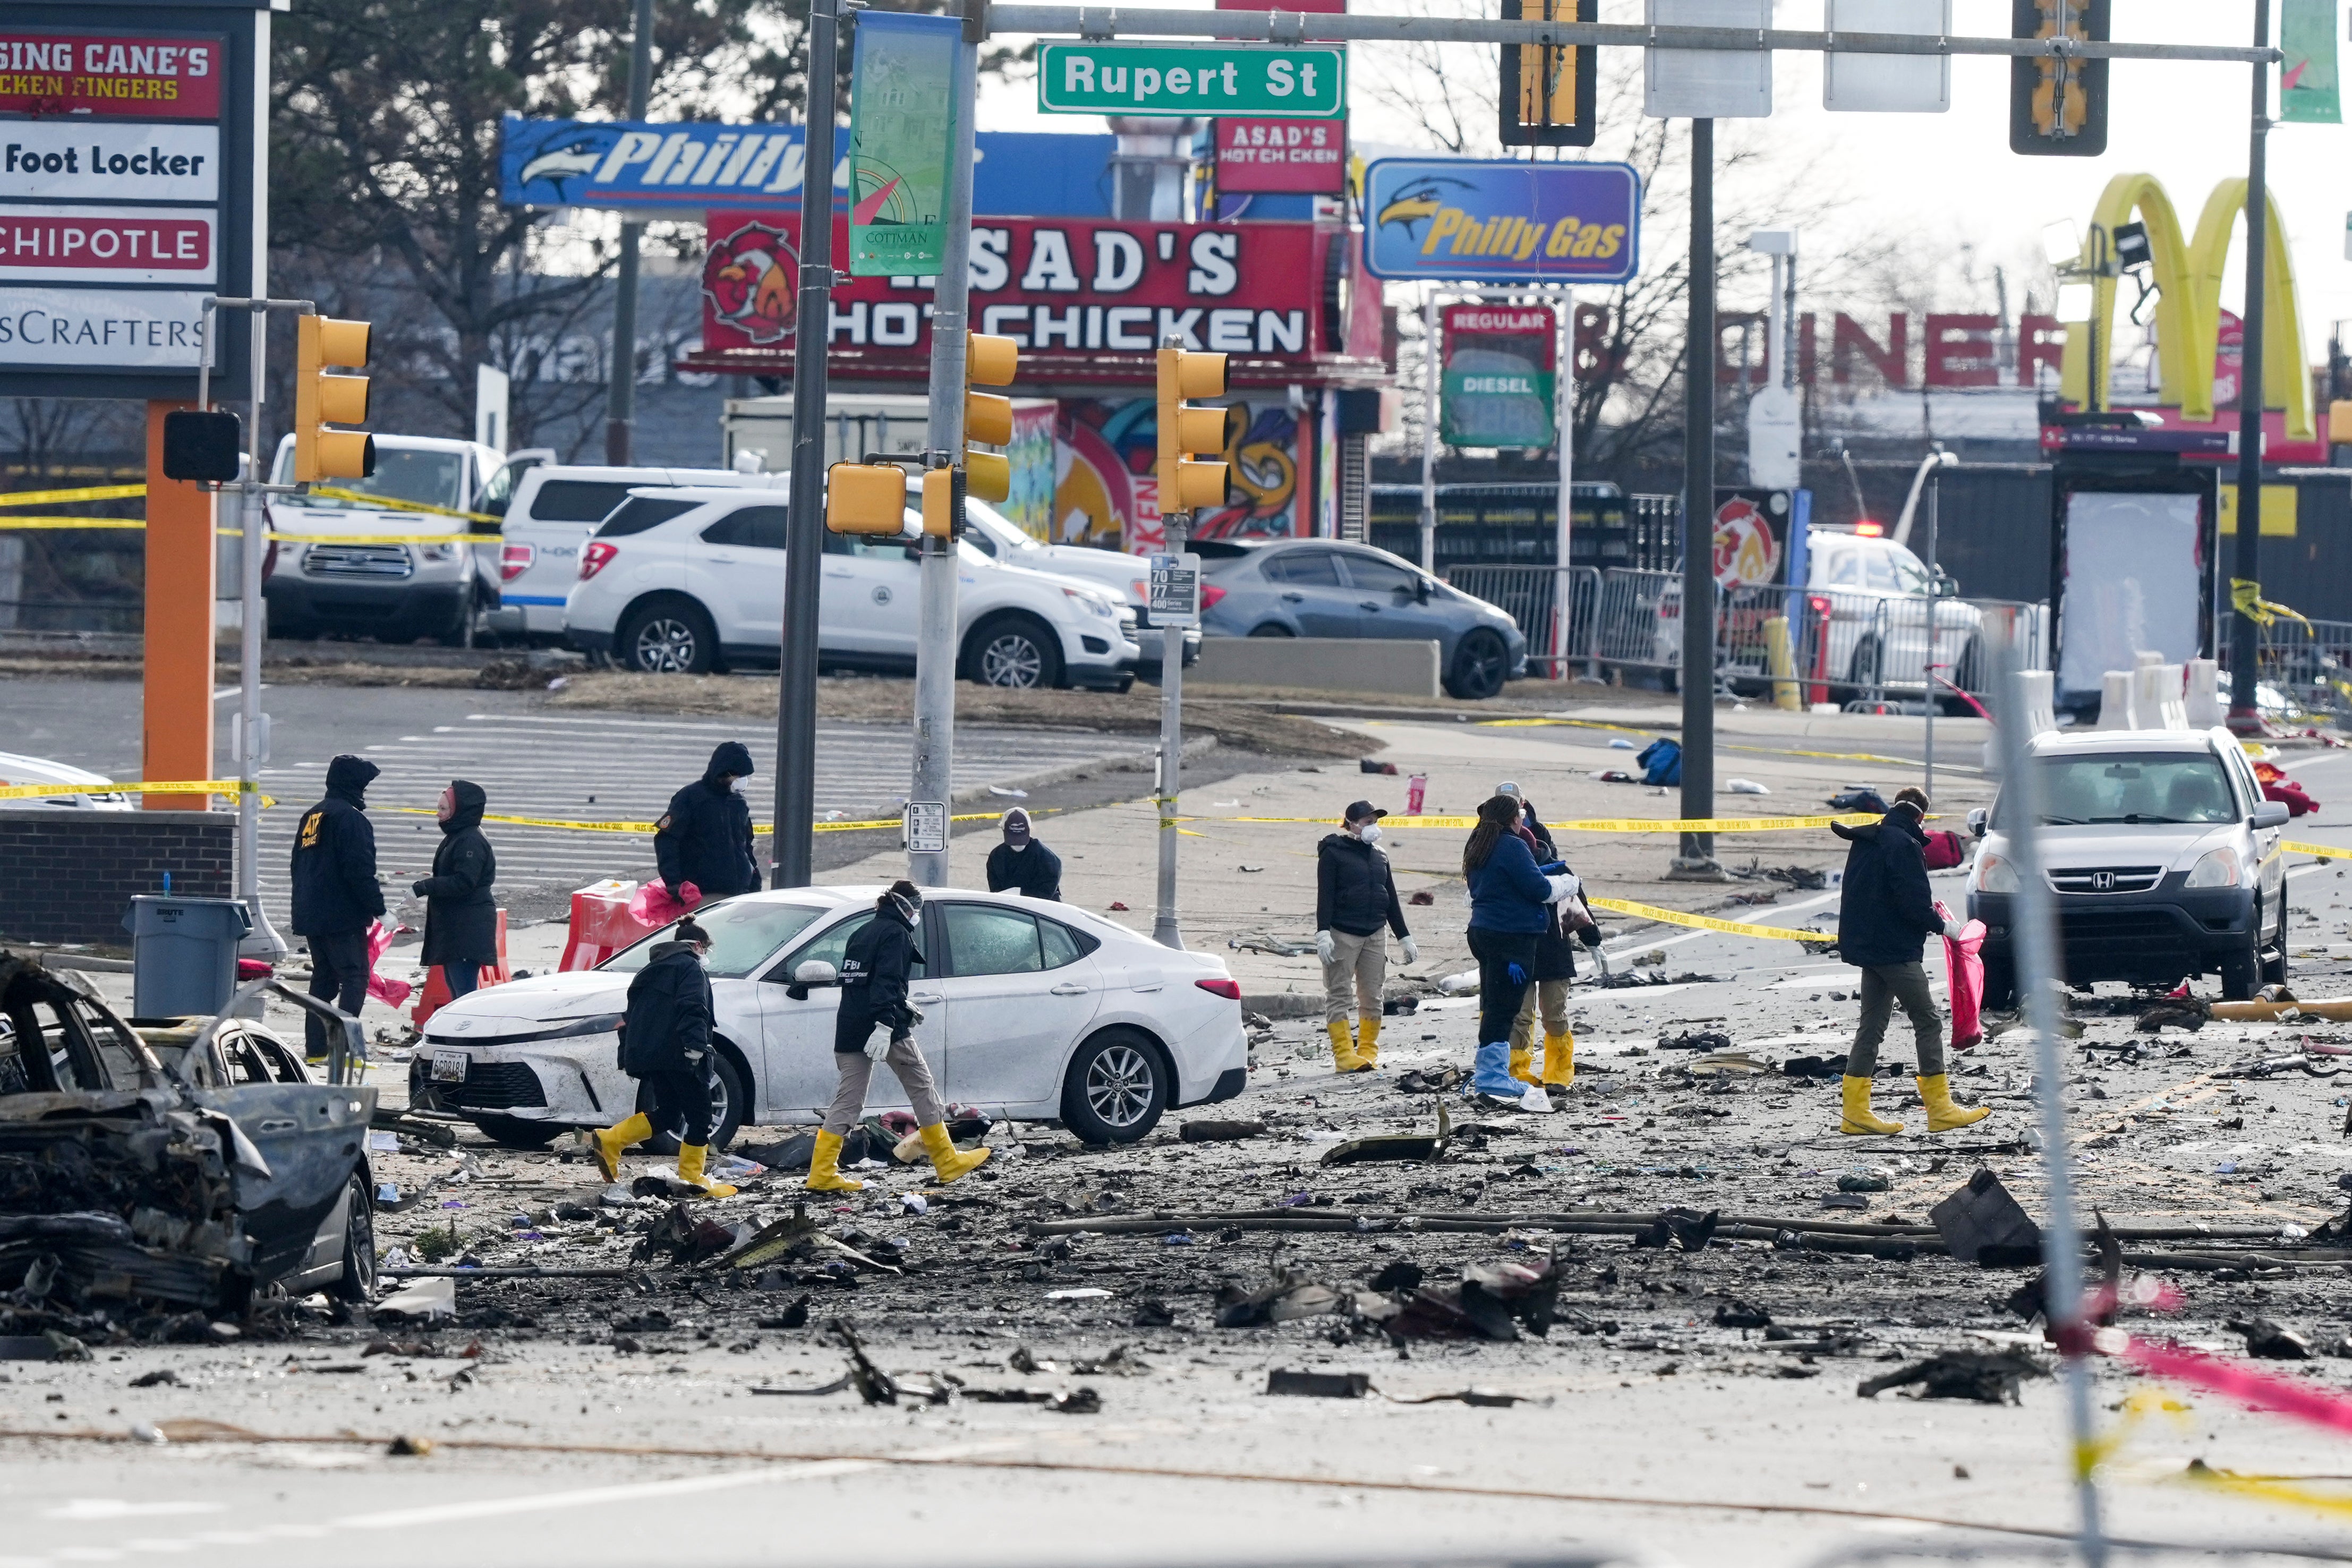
left=1036, top=42, right=1345, bottom=118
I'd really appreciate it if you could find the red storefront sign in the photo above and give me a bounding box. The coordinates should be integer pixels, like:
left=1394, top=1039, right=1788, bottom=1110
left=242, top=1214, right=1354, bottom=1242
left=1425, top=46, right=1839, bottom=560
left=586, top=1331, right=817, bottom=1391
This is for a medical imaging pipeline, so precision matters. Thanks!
left=1214, top=117, right=1347, bottom=194
left=0, top=206, right=213, bottom=283
left=0, top=33, right=224, bottom=120
left=696, top=210, right=1349, bottom=382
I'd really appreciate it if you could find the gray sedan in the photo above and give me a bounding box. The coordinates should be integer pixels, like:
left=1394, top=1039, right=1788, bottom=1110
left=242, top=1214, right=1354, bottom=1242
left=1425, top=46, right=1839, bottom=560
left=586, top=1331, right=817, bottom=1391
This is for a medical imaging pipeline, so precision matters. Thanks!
left=1196, top=540, right=1527, bottom=699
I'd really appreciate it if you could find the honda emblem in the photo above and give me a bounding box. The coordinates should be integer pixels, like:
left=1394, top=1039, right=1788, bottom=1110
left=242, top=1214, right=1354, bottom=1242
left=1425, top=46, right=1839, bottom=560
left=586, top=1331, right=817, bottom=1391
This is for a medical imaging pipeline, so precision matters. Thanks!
left=2090, top=871, right=2115, bottom=892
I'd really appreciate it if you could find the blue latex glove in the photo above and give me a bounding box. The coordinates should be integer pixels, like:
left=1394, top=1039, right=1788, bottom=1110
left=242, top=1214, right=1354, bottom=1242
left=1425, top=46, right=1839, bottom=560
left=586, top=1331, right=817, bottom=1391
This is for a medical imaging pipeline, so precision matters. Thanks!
left=1506, top=962, right=1528, bottom=986
left=1537, top=860, right=1566, bottom=875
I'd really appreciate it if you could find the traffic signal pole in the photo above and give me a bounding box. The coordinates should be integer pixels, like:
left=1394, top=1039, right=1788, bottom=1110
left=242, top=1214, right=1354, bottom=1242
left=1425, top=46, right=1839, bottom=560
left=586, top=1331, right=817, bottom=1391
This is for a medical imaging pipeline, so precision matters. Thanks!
left=771, top=0, right=841, bottom=889
left=1668, top=117, right=1723, bottom=882
left=908, top=17, right=982, bottom=889
left=605, top=0, right=656, bottom=465
left=2227, top=0, right=2270, bottom=729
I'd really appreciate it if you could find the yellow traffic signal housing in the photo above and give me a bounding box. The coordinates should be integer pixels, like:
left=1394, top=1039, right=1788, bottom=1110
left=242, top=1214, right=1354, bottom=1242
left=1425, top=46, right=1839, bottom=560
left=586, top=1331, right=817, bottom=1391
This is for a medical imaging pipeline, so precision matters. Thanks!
left=2009, top=0, right=2109, bottom=157
left=294, top=315, right=374, bottom=483
left=1156, top=345, right=1229, bottom=515
left=826, top=461, right=911, bottom=535
left=1499, top=0, right=1596, bottom=148
left=962, top=331, right=1018, bottom=507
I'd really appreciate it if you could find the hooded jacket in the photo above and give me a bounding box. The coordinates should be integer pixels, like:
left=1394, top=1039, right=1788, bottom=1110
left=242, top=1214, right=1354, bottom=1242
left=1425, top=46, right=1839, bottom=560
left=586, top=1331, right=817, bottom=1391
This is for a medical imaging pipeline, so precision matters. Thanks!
left=834, top=893, right=924, bottom=1051
left=619, top=940, right=715, bottom=1077
left=655, top=741, right=759, bottom=900
left=1512, top=801, right=1600, bottom=981
left=1466, top=830, right=1554, bottom=936
left=1315, top=831, right=1407, bottom=939
left=414, top=780, right=498, bottom=967
left=985, top=809, right=1063, bottom=900
left=291, top=755, right=385, bottom=936
left=1831, top=804, right=1941, bottom=968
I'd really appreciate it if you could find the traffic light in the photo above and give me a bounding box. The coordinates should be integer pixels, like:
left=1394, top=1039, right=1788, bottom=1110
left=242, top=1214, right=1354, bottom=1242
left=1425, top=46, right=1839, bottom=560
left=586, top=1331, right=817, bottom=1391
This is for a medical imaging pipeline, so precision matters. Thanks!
left=2010, top=0, right=2109, bottom=157
left=962, top=332, right=1018, bottom=506
left=825, top=460, right=913, bottom=535
left=1155, top=344, right=1229, bottom=517
left=1499, top=0, right=1596, bottom=148
left=294, top=315, right=375, bottom=483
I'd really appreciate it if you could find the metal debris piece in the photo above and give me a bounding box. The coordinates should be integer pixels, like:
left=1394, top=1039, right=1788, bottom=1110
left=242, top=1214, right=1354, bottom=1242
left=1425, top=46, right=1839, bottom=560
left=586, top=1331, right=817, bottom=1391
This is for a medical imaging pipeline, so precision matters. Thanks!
left=1857, top=1348, right=2050, bottom=1404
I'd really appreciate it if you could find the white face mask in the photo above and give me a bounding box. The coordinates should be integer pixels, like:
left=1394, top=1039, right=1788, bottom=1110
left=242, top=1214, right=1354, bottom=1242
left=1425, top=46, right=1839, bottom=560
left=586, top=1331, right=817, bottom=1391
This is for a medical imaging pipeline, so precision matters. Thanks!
left=1358, top=823, right=1383, bottom=846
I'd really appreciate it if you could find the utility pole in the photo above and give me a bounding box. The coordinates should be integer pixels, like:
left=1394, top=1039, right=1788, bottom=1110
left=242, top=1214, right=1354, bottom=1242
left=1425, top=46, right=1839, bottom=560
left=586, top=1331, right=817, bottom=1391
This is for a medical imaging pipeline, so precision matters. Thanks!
left=605, top=0, right=655, bottom=465
left=907, top=15, right=980, bottom=888
left=1551, top=286, right=1575, bottom=678
left=771, top=0, right=842, bottom=888
left=1153, top=500, right=1190, bottom=950
left=1418, top=286, right=1439, bottom=573
left=1920, top=447, right=1954, bottom=801
left=2227, top=0, right=2271, bottom=730
left=1669, top=117, right=1723, bottom=881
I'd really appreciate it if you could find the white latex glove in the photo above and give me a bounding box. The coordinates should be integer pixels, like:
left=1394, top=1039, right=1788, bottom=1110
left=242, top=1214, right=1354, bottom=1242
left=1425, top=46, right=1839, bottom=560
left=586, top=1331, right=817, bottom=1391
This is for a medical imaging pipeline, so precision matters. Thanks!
left=1315, top=930, right=1336, bottom=965
left=1942, top=918, right=1965, bottom=940
left=864, top=1034, right=892, bottom=1063
left=1400, top=934, right=1420, bottom=965
left=1546, top=871, right=1583, bottom=905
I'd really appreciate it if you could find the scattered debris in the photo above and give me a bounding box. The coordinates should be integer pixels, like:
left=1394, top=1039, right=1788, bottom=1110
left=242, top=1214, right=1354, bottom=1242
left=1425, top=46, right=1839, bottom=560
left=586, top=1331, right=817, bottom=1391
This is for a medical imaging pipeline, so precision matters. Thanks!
left=1857, top=1349, right=2050, bottom=1404
left=1180, top=1120, right=1266, bottom=1143
left=1930, top=1169, right=2042, bottom=1266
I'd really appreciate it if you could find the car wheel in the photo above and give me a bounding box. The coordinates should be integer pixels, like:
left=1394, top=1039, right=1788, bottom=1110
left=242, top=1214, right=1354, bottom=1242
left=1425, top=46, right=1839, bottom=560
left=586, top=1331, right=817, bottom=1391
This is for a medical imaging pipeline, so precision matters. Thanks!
left=1248, top=623, right=1295, bottom=637
left=618, top=596, right=718, bottom=675
left=964, top=614, right=1063, bottom=689
left=638, top=1050, right=747, bottom=1154
left=2220, top=938, right=2262, bottom=1001
left=2262, top=896, right=2289, bottom=987
left=475, top=1115, right=560, bottom=1151
left=433, top=590, right=478, bottom=649
left=1848, top=636, right=1884, bottom=694
left=1445, top=628, right=1510, bottom=700
left=1979, top=954, right=2017, bottom=1011
left=1059, top=1028, right=1168, bottom=1145
left=329, top=1172, right=377, bottom=1303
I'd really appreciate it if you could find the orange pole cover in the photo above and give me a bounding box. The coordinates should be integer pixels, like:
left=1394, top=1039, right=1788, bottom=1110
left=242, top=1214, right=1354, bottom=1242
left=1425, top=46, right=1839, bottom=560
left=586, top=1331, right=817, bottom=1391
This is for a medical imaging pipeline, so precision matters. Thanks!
left=142, top=400, right=215, bottom=811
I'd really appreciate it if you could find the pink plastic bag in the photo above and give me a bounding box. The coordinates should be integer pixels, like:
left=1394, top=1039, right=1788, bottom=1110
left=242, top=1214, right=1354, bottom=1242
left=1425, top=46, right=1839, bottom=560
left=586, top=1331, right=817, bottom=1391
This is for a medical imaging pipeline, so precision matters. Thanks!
left=363, top=921, right=412, bottom=1010
left=628, top=880, right=701, bottom=926
left=1936, top=899, right=1984, bottom=1052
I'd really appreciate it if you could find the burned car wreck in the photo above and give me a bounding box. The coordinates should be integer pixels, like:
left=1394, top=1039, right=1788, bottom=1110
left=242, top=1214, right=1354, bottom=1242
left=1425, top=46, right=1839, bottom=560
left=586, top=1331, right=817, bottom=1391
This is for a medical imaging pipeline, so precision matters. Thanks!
left=0, top=952, right=377, bottom=1335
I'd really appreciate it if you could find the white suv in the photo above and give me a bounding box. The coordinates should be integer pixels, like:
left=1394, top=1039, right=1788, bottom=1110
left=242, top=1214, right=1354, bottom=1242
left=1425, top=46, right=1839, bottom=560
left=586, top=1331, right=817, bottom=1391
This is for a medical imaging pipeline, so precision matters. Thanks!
left=563, top=486, right=1141, bottom=688
left=956, top=499, right=1200, bottom=677
left=1966, top=727, right=2291, bottom=1004
left=483, top=462, right=781, bottom=642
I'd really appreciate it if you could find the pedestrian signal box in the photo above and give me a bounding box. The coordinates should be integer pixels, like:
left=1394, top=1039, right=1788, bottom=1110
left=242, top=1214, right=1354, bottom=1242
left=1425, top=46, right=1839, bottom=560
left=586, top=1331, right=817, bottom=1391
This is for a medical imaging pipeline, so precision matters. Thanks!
left=825, top=462, right=912, bottom=535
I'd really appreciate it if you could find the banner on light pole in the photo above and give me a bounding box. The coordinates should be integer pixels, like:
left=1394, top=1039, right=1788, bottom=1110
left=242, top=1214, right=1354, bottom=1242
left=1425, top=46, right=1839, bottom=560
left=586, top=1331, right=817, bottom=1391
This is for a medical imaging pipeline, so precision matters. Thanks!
left=847, top=11, right=962, bottom=277
left=2280, top=0, right=2341, bottom=125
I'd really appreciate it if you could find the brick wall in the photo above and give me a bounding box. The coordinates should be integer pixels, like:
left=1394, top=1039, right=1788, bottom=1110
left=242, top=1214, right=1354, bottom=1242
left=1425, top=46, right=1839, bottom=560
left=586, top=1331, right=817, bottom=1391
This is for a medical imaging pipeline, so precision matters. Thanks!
left=0, top=809, right=234, bottom=947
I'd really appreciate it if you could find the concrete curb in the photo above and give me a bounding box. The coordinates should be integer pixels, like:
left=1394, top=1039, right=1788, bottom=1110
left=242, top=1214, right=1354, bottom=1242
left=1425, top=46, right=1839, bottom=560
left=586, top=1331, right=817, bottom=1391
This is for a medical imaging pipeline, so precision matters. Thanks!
left=944, top=734, right=1213, bottom=809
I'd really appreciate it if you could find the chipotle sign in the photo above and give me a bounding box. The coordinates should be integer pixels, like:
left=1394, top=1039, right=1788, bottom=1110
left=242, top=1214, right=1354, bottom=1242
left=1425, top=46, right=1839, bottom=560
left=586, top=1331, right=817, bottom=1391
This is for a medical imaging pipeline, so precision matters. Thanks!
left=701, top=210, right=1326, bottom=363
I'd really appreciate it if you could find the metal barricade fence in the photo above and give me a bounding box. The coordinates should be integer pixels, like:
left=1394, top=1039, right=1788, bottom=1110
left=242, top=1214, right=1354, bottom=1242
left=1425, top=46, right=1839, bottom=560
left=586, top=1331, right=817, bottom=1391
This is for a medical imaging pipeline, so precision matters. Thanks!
left=2216, top=610, right=2352, bottom=721
left=1590, top=567, right=1680, bottom=670
left=1441, top=563, right=1600, bottom=676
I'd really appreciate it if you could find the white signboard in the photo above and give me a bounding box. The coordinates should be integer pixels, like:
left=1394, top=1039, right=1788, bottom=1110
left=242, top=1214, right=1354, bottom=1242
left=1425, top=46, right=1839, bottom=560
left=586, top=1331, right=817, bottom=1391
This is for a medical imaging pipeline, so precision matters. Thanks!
left=0, top=288, right=213, bottom=367
left=0, top=203, right=216, bottom=284
left=1822, top=0, right=1951, bottom=113
left=1746, top=385, right=1801, bottom=489
left=2057, top=491, right=2202, bottom=702
left=903, top=800, right=948, bottom=854
left=1148, top=551, right=1202, bottom=628
left=1644, top=0, right=1774, bottom=120
left=0, top=123, right=220, bottom=201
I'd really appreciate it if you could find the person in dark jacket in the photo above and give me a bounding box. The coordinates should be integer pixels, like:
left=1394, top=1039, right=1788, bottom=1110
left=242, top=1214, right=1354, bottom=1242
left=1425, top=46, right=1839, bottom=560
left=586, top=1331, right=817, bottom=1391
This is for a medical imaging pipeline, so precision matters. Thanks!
left=986, top=807, right=1062, bottom=899
left=654, top=741, right=759, bottom=904
left=1314, top=800, right=1416, bottom=1073
left=1496, top=782, right=1600, bottom=1092
left=588, top=918, right=736, bottom=1196
left=412, top=779, right=497, bottom=997
left=1462, top=794, right=1575, bottom=1110
left=1830, top=786, right=1987, bottom=1136
left=291, top=754, right=385, bottom=1063
left=807, top=881, right=990, bottom=1191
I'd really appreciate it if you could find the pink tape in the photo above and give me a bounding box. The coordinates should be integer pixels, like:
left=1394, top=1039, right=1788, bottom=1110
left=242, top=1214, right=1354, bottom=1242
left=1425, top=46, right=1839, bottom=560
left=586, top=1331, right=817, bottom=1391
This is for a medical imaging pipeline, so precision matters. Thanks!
left=2117, top=1336, right=2352, bottom=1438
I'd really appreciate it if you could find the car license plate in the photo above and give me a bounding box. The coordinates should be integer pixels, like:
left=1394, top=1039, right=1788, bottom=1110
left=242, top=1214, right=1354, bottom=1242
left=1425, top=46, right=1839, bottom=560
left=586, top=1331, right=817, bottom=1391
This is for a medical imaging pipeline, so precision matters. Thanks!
left=431, top=1050, right=470, bottom=1084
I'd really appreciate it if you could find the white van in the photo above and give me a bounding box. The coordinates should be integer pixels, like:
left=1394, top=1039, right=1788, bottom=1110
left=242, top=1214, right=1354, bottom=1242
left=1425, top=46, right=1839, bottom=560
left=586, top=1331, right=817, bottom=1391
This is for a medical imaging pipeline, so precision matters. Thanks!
left=484, top=463, right=779, bottom=641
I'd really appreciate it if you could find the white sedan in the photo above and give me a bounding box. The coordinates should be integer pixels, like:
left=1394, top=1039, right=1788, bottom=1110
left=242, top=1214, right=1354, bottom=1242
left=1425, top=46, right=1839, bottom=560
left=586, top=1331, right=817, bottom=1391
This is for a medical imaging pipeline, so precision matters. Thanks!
left=410, top=885, right=1250, bottom=1150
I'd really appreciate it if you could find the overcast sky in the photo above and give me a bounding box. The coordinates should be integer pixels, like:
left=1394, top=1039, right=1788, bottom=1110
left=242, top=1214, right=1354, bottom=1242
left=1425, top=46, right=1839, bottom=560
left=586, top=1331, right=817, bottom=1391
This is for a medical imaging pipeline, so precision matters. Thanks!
left=976, top=2, right=2352, bottom=360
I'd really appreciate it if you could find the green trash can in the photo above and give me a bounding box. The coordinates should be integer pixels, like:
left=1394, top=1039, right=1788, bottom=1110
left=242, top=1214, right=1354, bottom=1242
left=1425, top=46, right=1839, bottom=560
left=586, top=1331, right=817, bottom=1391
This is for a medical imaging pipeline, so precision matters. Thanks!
left=123, top=896, right=253, bottom=1020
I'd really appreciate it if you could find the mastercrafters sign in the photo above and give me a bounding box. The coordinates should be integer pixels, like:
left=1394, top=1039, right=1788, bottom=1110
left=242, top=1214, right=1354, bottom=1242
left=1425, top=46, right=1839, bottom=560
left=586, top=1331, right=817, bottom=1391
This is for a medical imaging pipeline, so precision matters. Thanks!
left=693, top=210, right=1358, bottom=382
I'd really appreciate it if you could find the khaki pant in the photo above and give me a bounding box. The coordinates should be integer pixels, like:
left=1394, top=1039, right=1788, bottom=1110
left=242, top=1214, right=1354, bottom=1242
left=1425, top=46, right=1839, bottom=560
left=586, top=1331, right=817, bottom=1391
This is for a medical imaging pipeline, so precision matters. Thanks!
left=1322, top=928, right=1387, bottom=1025
left=1851, top=961, right=1946, bottom=1078
left=1509, top=978, right=1570, bottom=1053
left=822, top=1036, right=948, bottom=1136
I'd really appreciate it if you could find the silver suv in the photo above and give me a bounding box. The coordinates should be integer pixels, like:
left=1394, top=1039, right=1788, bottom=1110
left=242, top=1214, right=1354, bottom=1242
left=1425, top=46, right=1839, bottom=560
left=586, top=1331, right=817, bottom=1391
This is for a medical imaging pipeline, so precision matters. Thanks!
left=1966, top=727, right=2290, bottom=1003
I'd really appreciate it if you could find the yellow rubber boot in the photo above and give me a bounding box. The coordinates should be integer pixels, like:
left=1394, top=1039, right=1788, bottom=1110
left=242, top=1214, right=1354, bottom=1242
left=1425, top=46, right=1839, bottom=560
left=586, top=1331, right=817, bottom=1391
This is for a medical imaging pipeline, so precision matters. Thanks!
left=676, top=1142, right=737, bottom=1198
left=1541, top=1029, right=1575, bottom=1089
left=1356, top=1017, right=1382, bottom=1069
left=1840, top=1075, right=1904, bottom=1135
left=1509, top=1045, right=1537, bottom=1084
left=805, top=1128, right=865, bottom=1192
left=1917, top=1074, right=1990, bottom=1132
left=1326, top=1019, right=1365, bottom=1072
left=918, top=1122, right=991, bottom=1184
left=590, top=1113, right=651, bottom=1182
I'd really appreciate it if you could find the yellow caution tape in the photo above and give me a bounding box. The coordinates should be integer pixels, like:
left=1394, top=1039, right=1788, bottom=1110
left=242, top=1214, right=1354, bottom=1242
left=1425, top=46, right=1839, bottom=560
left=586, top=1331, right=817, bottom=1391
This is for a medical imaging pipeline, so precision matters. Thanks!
left=1222, top=812, right=1882, bottom=833
left=266, top=531, right=498, bottom=547
left=387, top=807, right=1019, bottom=835
left=305, top=487, right=503, bottom=525
left=0, top=483, right=147, bottom=508
left=2231, top=577, right=2312, bottom=634
left=2282, top=839, right=2347, bottom=860
left=0, top=515, right=147, bottom=530
left=1588, top=896, right=1836, bottom=946
left=2175, top=1465, right=2352, bottom=1521
left=0, top=779, right=267, bottom=802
